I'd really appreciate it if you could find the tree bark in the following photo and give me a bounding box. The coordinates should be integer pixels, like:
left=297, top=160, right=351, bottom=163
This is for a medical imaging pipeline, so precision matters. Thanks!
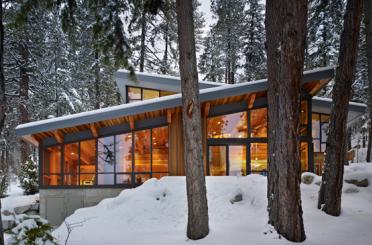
left=139, top=8, right=147, bottom=72
left=19, top=42, right=30, bottom=164
left=176, top=0, right=209, bottom=240
left=318, top=0, right=363, bottom=216
left=266, top=0, right=307, bottom=242
left=365, top=0, right=372, bottom=163
left=0, top=1, right=5, bottom=244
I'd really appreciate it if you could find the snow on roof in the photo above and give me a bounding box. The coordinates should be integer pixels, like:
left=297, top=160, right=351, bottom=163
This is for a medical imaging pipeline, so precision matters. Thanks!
left=16, top=67, right=341, bottom=137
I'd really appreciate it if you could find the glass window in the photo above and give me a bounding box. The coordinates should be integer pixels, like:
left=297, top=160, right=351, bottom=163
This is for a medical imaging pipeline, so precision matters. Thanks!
left=43, top=145, right=61, bottom=174
left=313, top=140, right=321, bottom=152
left=250, top=108, right=267, bottom=137
left=134, top=129, right=151, bottom=172
left=80, top=174, right=95, bottom=186
left=64, top=174, right=78, bottom=186
left=229, top=146, right=246, bottom=176
left=300, top=142, right=308, bottom=172
left=98, top=136, right=115, bottom=173
left=80, top=140, right=96, bottom=173
left=321, top=114, right=330, bottom=123
left=43, top=175, right=61, bottom=186
left=116, top=133, right=132, bottom=172
left=116, top=174, right=132, bottom=185
left=64, top=143, right=78, bottom=174
left=128, top=87, right=141, bottom=100
left=312, top=113, right=320, bottom=138
left=207, top=112, right=247, bottom=138
left=143, top=89, right=159, bottom=100
left=159, top=90, right=175, bottom=97
left=98, top=174, right=114, bottom=185
left=152, top=126, right=169, bottom=173
left=209, top=146, right=227, bottom=176
left=250, top=143, right=267, bottom=173
left=314, top=152, right=325, bottom=175
left=321, top=123, right=329, bottom=142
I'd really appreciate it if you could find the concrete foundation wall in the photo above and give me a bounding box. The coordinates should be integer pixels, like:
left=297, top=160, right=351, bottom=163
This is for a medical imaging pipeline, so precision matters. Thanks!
left=40, top=188, right=124, bottom=226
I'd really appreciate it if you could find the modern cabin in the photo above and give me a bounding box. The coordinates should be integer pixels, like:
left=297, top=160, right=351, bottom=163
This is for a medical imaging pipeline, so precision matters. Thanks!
left=15, top=66, right=366, bottom=225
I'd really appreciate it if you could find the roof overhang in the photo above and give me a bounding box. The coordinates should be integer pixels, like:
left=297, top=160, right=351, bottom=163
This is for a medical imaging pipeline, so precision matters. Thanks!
left=17, top=66, right=355, bottom=146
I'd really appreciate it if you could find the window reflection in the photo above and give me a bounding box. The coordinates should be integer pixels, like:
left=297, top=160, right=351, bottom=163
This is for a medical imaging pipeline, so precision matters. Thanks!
left=207, top=112, right=247, bottom=138
left=98, top=136, right=115, bottom=173
left=143, top=89, right=159, bottom=100
left=43, top=145, right=61, bottom=174
left=128, top=87, right=141, bottom=100
left=250, top=143, right=267, bottom=173
left=134, top=130, right=151, bottom=172
left=229, top=146, right=246, bottom=176
left=250, top=108, right=267, bottom=137
left=209, top=146, right=226, bottom=176
left=98, top=174, right=114, bottom=185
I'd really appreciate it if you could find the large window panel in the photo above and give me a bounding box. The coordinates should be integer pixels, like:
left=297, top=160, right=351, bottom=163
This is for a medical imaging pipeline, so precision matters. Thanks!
left=300, top=142, right=308, bottom=172
left=207, top=112, right=247, bottom=138
left=250, top=108, right=267, bottom=137
left=43, top=174, right=61, bottom=186
left=128, top=87, right=141, bottom=100
left=209, top=146, right=227, bottom=176
left=64, top=143, right=78, bottom=174
left=229, top=146, right=246, bottom=176
left=98, top=136, right=115, bottom=173
left=143, top=89, right=159, bottom=100
left=152, top=126, right=169, bottom=173
left=312, top=113, right=320, bottom=138
left=98, top=174, right=114, bottom=185
left=250, top=143, right=267, bottom=173
left=116, top=133, right=133, bottom=172
left=43, top=145, right=61, bottom=174
left=134, top=129, right=151, bottom=172
left=79, top=140, right=96, bottom=185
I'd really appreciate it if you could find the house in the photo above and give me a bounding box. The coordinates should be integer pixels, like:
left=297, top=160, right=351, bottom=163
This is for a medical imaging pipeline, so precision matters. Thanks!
left=15, top=66, right=366, bottom=225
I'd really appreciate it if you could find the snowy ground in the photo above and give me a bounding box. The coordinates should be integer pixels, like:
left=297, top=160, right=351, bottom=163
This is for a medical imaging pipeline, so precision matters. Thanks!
left=1, top=181, right=39, bottom=213
left=53, top=163, right=372, bottom=245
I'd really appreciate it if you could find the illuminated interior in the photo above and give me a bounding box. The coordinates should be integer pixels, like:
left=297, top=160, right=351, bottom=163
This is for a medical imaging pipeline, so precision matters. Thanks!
left=127, top=86, right=175, bottom=103
left=42, top=145, right=61, bottom=186
left=41, top=125, right=169, bottom=187
left=300, top=100, right=308, bottom=136
left=209, top=146, right=227, bottom=176
left=300, top=142, right=308, bottom=172
left=207, top=112, right=248, bottom=138
left=250, top=143, right=267, bottom=173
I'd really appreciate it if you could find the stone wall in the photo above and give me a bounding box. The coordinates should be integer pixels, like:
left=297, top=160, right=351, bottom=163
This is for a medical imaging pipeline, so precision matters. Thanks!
left=39, top=188, right=124, bottom=226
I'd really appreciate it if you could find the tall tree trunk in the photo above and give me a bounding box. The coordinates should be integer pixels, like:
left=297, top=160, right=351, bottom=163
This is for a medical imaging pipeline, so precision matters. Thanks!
left=176, top=0, right=209, bottom=240
left=365, top=0, right=372, bottom=163
left=266, top=0, right=307, bottom=242
left=0, top=1, right=5, bottom=244
left=139, top=9, right=147, bottom=72
left=318, top=0, right=363, bottom=216
left=19, top=42, right=30, bottom=164
left=94, top=51, right=100, bottom=109
left=161, top=22, right=169, bottom=75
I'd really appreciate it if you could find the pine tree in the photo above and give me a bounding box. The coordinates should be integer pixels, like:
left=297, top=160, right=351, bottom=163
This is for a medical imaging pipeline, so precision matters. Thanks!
left=18, top=156, right=38, bottom=195
left=242, top=0, right=266, bottom=81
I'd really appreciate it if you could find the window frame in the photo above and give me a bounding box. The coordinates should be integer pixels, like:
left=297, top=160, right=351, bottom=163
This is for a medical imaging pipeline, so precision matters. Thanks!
left=126, top=86, right=174, bottom=103
left=40, top=124, right=170, bottom=189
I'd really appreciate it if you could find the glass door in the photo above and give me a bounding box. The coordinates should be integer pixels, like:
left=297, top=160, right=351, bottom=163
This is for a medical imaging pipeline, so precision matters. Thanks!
left=208, top=145, right=247, bottom=176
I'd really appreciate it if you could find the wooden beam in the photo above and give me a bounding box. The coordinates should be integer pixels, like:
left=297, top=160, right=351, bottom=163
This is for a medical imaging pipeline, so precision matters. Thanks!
left=204, top=102, right=210, bottom=116
left=248, top=93, right=256, bottom=109
left=167, top=110, right=172, bottom=123
left=22, top=135, right=40, bottom=146
left=90, top=123, right=99, bottom=137
left=52, top=130, right=64, bottom=143
left=129, top=117, right=135, bottom=130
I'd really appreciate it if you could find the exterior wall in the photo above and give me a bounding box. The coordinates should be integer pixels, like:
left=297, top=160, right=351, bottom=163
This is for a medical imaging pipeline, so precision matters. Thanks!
left=40, top=188, right=123, bottom=226
left=169, top=110, right=185, bottom=175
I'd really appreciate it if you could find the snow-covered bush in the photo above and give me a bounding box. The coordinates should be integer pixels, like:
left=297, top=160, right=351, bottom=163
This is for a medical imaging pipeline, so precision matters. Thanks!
left=18, top=157, right=39, bottom=195
left=8, top=215, right=57, bottom=245
left=0, top=170, right=9, bottom=197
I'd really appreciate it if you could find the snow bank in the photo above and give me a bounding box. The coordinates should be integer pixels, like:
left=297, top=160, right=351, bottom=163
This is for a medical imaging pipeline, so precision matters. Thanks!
left=53, top=163, right=372, bottom=245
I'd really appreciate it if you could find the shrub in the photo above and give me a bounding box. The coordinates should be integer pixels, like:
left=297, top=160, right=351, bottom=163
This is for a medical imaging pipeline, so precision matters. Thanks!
left=19, top=157, right=39, bottom=195
left=8, top=215, right=57, bottom=245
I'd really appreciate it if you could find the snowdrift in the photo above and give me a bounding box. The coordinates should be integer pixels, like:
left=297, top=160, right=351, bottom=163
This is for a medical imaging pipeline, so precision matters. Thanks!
left=53, top=163, right=372, bottom=245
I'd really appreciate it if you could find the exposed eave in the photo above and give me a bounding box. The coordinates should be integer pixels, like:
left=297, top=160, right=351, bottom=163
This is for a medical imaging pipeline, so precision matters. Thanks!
left=16, top=67, right=345, bottom=143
